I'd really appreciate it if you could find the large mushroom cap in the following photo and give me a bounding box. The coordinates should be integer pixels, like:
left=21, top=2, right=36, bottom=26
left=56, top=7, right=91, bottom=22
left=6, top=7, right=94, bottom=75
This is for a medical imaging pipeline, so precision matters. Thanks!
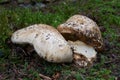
left=11, top=24, right=73, bottom=63
left=57, top=15, right=104, bottom=51
left=68, top=40, right=97, bottom=67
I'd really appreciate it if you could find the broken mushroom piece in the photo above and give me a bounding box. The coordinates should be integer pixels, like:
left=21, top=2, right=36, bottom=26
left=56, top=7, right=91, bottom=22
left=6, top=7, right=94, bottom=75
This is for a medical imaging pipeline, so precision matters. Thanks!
left=57, top=15, right=104, bottom=51
left=11, top=24, right=73, bottom=63
left=68, top=40, right=97, bottom=67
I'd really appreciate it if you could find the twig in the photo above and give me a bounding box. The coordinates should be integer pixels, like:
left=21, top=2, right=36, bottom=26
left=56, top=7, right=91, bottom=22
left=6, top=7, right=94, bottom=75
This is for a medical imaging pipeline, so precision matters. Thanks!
left=17, top=47, right=27, bottom=56
left=80, top=73, right=86, bottom=80
left=39, top=73, right=52, bottom=80
left=104, top=58, right=120, bottom=64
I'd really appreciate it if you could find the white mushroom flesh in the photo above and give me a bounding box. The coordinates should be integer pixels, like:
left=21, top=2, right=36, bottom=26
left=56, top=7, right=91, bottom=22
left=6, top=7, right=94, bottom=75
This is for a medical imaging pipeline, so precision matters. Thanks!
left=68, top=40, right=97, bottom=67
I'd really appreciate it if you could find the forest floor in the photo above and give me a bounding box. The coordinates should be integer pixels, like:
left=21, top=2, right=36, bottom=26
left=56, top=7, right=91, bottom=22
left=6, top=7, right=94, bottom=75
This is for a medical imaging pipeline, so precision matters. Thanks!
left=0, top=0, right=120, bottom=80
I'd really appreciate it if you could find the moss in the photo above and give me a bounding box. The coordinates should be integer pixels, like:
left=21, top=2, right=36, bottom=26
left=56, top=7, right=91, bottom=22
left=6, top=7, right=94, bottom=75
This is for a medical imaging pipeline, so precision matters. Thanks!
left=0, top=0, right=120, bottom=79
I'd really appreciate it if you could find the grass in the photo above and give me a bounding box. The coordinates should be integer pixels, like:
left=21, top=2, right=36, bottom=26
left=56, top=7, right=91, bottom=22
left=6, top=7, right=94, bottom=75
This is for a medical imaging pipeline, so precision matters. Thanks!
left=0, top=0, right=120, bottom=80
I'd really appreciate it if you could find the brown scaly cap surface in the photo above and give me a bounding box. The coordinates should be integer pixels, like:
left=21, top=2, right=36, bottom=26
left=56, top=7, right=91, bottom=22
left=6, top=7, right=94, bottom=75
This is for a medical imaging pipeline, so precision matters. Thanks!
left=57, top=15, right=104, bottom=51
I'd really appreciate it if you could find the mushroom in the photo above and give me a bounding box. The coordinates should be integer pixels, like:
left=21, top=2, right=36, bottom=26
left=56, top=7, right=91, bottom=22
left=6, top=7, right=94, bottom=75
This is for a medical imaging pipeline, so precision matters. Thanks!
left=68, top=40, right=97, bottom=67
left=57, top=15, right=104, bottom=51
left=57, top=15, right=103, bottom=67
left=11, top=24, right=73, bottom=63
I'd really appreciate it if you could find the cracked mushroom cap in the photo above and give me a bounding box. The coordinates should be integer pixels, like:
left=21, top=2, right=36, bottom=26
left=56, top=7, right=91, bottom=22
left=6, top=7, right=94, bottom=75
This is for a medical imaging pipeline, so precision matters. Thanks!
left=57, top=15, right=104, bottom=51
left=11, top=24, right=73, bottom=63
left=68, top=40, right=97, bottom=67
